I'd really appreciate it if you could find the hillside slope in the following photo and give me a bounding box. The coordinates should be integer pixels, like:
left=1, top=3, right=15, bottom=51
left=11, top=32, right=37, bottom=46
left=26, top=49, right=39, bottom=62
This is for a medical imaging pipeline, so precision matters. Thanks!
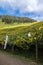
left=0, top=22, right=43, bottom=47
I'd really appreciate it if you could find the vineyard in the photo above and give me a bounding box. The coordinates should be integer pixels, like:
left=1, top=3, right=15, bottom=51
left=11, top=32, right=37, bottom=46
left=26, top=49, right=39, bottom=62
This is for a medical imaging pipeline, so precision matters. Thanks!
left=0, top=21, right=43, bottom=63
left=0, top=22, right=43, bottom=51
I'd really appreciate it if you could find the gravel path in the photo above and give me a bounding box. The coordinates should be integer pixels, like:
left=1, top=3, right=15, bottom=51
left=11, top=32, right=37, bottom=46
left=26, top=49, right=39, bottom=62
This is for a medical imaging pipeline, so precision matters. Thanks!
left=0, top=51, right=38, bottom=65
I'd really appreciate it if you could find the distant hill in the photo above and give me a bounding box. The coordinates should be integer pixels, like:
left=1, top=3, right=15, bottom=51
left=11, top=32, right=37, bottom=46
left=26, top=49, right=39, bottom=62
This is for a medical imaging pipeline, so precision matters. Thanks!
left=0, top=15, right=37, bottom=24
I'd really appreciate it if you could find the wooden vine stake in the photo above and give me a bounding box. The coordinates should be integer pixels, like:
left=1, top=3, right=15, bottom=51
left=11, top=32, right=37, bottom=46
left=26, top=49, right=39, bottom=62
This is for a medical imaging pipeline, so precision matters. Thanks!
left=4, top=35, right=8, bottom=50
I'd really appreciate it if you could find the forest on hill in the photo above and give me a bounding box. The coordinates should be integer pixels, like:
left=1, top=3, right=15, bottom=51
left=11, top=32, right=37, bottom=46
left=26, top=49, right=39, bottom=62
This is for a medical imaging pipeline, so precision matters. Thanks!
left=0, top=15, right=36, bottom=24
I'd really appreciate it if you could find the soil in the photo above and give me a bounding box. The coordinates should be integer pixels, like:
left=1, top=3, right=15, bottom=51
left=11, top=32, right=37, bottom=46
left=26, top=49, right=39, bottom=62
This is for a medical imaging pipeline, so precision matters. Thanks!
left=0, top=51, right=40, bottom=65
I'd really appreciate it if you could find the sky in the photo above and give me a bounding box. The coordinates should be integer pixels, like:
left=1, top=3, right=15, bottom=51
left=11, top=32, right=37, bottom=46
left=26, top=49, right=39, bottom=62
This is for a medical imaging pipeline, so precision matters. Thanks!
left=0, top=0, right=43, bottom=21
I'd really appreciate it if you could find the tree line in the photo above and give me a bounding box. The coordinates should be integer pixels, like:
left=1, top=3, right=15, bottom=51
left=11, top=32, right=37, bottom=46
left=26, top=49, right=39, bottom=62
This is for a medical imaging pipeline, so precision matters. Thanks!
left=0, top=15, right=36, bottom=24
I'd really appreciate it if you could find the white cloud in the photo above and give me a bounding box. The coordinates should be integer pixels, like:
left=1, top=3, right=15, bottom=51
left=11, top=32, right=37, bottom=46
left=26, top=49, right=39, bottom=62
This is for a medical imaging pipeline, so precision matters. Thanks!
left=0, top=0, right=43, bottom=20
left=33, top=16, right=43, bottom=21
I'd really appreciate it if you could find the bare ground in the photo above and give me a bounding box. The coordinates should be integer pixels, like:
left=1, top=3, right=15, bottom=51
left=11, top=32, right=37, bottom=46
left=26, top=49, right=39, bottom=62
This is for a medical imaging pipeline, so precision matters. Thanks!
left=0, top=51, right=41, bottom=65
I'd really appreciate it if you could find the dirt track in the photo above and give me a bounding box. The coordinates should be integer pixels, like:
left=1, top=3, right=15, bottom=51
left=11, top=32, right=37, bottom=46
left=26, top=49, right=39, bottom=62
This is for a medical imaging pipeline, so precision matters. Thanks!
left=0, top=51, right=39, bottom=65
